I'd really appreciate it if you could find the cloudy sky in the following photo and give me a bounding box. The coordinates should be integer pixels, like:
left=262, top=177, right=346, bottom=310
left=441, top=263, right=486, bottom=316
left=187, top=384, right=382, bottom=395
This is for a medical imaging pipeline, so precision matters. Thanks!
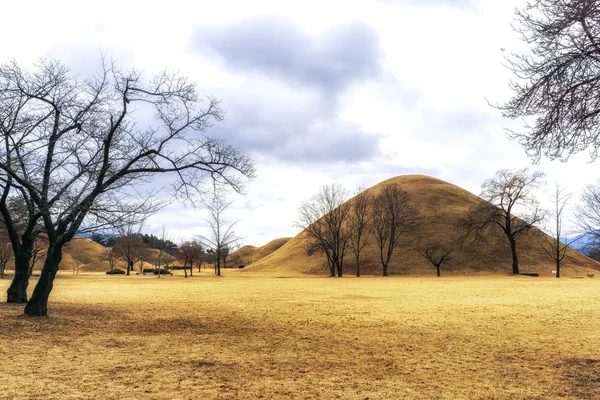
left=1, top=0, right=596, bottom=245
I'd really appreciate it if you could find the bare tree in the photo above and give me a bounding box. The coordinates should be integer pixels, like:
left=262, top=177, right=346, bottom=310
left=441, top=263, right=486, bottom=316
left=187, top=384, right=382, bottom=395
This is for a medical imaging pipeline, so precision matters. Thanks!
left=575, top=181, right=600, bottom=236
left=155, top=226, right=169, bottom=278
left=114, top=234, right=147, bottom=276
left=371, top=183, right=418, bottom=277
left=28, top=238, right=46, bottom=276
left=500, top=1, right=600, bottom=162
left=0, top=59, right=255, bottom=316
left=542, top=184, right=572, bottom=278
left=348, top=186, right=371, bottom=277
left=0, top=195, right=42, bottom=302
left=0, top=233, right=12, bottom=278
left=102, top=246, right=119, bottom=274
left=297, top=184, right=351, bottom=277
left=463, top=169, right=545, bottom=275
left=199, top=186, right=239, bottom=277
left=416, top=242, right=453, bottom=277
left=178, top=240, right=203, bottom=278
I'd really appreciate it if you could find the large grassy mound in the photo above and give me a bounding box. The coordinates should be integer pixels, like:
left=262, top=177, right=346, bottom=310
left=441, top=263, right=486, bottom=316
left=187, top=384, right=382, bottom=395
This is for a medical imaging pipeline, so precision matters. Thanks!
left=246, top=175, right=600, bottom=276
left=231, top=237, right=292, bottom=266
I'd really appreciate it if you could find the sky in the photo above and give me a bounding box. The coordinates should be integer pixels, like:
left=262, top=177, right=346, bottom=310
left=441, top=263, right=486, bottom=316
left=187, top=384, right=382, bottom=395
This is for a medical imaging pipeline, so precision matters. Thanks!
left=0, top=0, right=597, bottom=245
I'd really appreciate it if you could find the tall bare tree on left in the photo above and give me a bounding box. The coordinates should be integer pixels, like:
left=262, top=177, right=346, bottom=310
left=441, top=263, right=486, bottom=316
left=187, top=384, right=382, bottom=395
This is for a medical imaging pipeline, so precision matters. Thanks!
left=0, top=58, right=256, bottom=316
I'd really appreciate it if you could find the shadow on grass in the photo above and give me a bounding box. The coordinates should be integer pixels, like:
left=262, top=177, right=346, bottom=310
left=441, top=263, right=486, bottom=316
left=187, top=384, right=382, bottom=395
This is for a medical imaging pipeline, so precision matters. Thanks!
left=562, top=358, right=600, bottom=399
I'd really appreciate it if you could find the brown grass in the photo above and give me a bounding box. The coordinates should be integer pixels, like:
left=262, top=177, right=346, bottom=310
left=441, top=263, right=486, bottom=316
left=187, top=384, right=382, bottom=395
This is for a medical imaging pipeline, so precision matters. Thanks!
left=1, top=271, right=600, bottom=399
left=232, top=237, right=292, bottom=266
left=248, top=175, right=600, bottom=276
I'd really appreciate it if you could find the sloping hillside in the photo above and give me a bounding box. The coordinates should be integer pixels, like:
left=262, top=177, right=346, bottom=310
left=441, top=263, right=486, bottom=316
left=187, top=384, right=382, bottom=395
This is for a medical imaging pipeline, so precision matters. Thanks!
left=246, top=175, right=600, bottom=276
left=61, top=237, right=118, bottom=272
left=231, top=237, right=292, bottom=266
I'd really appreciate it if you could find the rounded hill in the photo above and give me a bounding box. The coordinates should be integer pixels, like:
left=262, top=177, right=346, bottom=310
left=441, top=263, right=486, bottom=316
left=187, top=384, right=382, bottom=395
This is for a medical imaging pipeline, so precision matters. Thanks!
left=245, top=175, right=600, bottom=276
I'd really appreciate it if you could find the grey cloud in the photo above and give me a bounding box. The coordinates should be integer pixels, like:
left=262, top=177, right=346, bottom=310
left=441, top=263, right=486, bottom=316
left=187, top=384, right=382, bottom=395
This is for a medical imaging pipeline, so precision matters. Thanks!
left=215, top=109, right=381, bottom=164
left=191, top=17, right=382, bottom=94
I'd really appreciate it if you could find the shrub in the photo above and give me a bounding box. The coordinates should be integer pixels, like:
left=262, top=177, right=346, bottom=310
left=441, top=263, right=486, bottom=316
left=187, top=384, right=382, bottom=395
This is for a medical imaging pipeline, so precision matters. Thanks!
left=154, top=268, right=171, bottom=275
left=106, top=269, right=126, bottom=275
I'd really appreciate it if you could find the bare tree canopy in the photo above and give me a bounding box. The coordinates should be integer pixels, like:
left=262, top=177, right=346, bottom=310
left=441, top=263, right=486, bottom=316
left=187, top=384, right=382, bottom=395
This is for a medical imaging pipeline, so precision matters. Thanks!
left=416, top=242, right=453, bottom=277
left=198, top=185, right=239, bottom=277
left=463, top=169, right=546, bottom=275
left=371, top=183, right=417, bottom=277
left=501, top=0, right=600, bottom=161
left=574, top=181, right=600, bottom=241
left=0, top=58, right=255, bottom=316
left=348, top=186, right=372, bottom=277
left=296, top=183, right=351, bottom=277
left=542, top=184, right=572, bottom=278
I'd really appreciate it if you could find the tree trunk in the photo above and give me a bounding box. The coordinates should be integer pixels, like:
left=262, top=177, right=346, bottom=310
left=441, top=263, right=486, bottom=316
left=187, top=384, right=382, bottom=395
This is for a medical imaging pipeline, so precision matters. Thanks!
left=126, top=261, right=133, bottom=276
left=217, top=259, right=221, bottom=276
left=509, top=237, right=519, bottom=275
left=24, top=245, right=63, bottom=317
left=556, top=259, right=560, bottom=278
left=7, top=247, right=33, bottom=303
left=356, top=254, right=360, bottom=277
left=436, top=265, right=441, bottom=277
left=383, top=264, right=388, bottom=277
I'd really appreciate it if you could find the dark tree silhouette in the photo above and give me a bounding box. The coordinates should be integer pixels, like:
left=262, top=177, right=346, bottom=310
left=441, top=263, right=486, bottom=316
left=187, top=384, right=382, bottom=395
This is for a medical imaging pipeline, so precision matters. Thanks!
left=501, top=0, right=600, bottom=161
left=0, top=59, right=255, bottom=315
left=297, top=184, right=351, bottom=277
left=463, top=169, right=545, bottom=275
left=0, top=232, right=12, bottom=278
left=371, top=184, right=417, bottom=277
left=114, top=234, right=147, bottom=276
left=416, top=242, right=453, bottom=277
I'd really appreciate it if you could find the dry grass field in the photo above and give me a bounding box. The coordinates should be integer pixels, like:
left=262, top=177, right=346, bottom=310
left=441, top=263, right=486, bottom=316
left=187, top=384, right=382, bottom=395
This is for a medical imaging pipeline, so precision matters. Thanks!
left=1, top=272, right=599, bottom=399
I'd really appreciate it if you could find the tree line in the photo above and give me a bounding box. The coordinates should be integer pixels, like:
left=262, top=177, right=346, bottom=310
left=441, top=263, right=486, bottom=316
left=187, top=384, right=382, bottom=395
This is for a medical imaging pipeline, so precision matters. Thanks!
left=299, top=168, right=600, bottom=278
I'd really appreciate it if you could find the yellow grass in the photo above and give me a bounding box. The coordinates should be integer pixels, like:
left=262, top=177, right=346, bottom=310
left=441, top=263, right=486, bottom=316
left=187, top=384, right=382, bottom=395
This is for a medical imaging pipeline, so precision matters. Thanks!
left=232, top=237, right=292, bottom=266
left=1, top=272, right=599, bottom=399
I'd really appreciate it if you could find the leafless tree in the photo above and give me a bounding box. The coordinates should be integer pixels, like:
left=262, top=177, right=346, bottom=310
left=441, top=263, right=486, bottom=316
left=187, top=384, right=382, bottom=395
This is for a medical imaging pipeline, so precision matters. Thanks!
left=573, top=180, right=600, bottom=259
left=114, top=234, right=148, bottom=276
left=542, top=184, right=572, bottom=278
left=199, top=186, right=239, bottom=276
left=0, top=58, right=255, bottom=316
left=28, top=238, right=46, bottom=276
left=348, top=186, right=371, bottom=277
left=155, top=226, right=169, bottom=278
left=463, top=169, right=545, bottom=275
left=371, top=183, right=418, bottom=276
left=296, top=184, right=351, bottom=277
left=416, top=242, right=453, bottom=277
left=500, top=1, right=600, bottom=162
left=137, top=246, right=152, bottom=274
left=178, top=240, right=203, bottom=278
left=0, top=233, right=12, bottom=278
left=102, top=246, right=119, bottom=274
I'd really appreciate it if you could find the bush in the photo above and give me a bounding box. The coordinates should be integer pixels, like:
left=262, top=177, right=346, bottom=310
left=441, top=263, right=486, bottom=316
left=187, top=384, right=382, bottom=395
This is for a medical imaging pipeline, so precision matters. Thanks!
left=237, top=265, right=245, bottom=269
left=154, top=268, right=171, bottom=275
left=106, top=269, right=126, bottom=275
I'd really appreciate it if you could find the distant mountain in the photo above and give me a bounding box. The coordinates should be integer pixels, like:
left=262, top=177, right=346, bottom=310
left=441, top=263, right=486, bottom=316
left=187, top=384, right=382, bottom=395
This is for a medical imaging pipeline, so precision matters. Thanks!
left=564, top=233, right=598, bottom=256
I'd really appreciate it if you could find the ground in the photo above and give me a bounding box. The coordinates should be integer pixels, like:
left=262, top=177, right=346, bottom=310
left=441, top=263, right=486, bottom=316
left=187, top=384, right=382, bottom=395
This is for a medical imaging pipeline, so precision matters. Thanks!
left=1, top=271, right=599, bottom=399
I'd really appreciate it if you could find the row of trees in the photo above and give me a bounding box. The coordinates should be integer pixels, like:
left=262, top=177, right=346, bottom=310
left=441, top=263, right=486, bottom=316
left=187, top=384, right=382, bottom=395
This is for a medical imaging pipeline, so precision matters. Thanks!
left=297, top=183, right=420, bottom=277
left=299, top=168, right=600, bottom=278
